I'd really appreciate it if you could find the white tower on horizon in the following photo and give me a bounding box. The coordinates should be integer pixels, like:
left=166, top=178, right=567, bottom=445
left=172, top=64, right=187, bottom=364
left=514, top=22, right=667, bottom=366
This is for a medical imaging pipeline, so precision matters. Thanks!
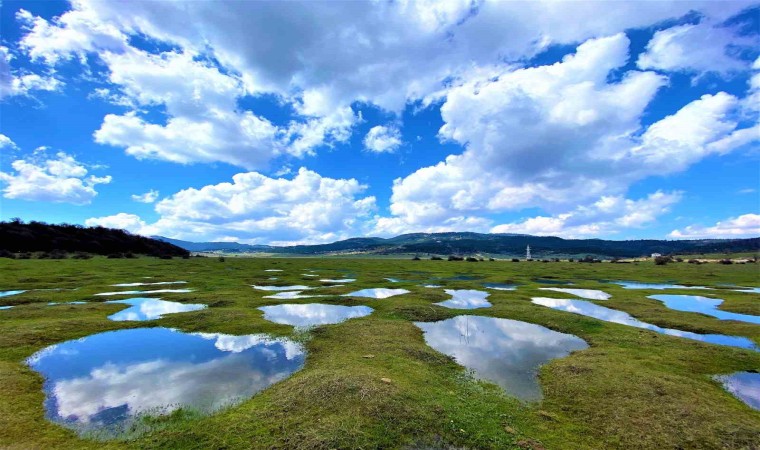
left=526, top=245, right=531, bottom=261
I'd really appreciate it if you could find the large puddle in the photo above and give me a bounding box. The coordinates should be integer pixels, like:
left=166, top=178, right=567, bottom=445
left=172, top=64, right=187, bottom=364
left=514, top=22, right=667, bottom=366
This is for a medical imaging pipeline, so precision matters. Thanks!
left=343, top=288, right=410, bottom=299
left=251, top=285, right=312, bottom=291
left=435, top=289, right=492, bottom=310
left=0, top=290, right=26, bottom=297
left=415, top=316, right=587, bottom=401
left=648, top=295, right=760, bottom=325
left=540, top=288, right=611, bottom=300
left=105, top=298, right=207, bottom=321
left=610, top=281, right=709, bottom=290
left=258, top=303, right=373, bottom=327
left=111, top=281, right=187, bottom=287
left=531, top=297, right=758, bottom=351
left=716, top=372, right=760, bottom=410
left=26, top=328, right=305, bottom=437
left=95, top=289, right=193, bottom=297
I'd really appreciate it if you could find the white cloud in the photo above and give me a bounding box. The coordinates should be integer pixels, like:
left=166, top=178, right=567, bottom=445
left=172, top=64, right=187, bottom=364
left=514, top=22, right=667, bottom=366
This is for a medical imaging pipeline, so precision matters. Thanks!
left=0, top=46, right=61, bottom=99
left=491, top=191, right=682, bottom=238
left=0, top=134, right=17, bottom=149
left=364, top=125, right=402, bottom=153
left=637, top=21, right=754, bottom=76
left=0, top=151, right=111, bottom=205
left=379, top=35, right=755, bottom=233
left=87, top=168, right=376, bottom=245
left=131, top=189, right=159, bottom=203
left=669, top=214, right=760, bottom=239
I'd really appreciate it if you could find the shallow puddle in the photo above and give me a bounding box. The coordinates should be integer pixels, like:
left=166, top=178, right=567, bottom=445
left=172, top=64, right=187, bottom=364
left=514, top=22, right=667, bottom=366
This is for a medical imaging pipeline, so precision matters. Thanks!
left=320, top=278, right=355, bottom=283
left=26, top=328, right=305, bottom=437
left=48, top=301, right=88, bottom=306
left=716, top=372, right=760, bottom=410
left=415, top=316, right=587, bottom=401
left=263, top=291, right=325, bottom=300
left=735, top=287, right=760, bottom=294
left=258, top=303, right=373, bottom=327
left=251, top=285, right=312, bottom=291
left=264, top=269, right=283, bottom=272
left=105, top=298, right=207, bottom=321
left=111, top=281, right=187, bottom=287
left=540, top=288, right=611, bottom=300
left=483, top=283, right=517, bottom=291
left=435, top=289, right=492, bottom=309
left=611, top=281, right=709, bottom=290
left=343, top=288, right=410, bottom=299
left=422, top=284, right=442, bottom=288
left=531, top=297, right=758, bottom=351
left=0, top=306, right=13, bottom=310
left=95, top=289, right=193, bottom=297
left=648, top=295, right=760, bottom=325
left=0, top=290, right=26, bottom=297
left=445, top=275, right=482, bottom=281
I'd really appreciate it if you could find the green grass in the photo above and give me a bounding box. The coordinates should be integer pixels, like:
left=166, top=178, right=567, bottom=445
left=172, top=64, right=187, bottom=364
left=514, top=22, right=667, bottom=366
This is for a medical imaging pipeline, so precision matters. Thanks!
left=1, top=257, right=759, bottom=449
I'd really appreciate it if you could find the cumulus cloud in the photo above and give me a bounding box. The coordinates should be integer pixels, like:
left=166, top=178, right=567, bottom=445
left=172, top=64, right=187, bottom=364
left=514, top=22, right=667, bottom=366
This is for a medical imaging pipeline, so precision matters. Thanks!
left=669, top=214, right=760, bottom=239
left=491, top=191, right=682, bottom=238
left=131, top=189, right=159, bottom=203
left=379, top=35, right=756, bottom=233
left=0, top=46, right=61, bottom=99
left=87, top=168, right=376, bottom=245
left=364, top=125, right=402, bottom=153
left=0, top=151, right=111, bottom=205
left=637, top=21, right=755, bottom=76
left=0, top=134, right=17, bottom=149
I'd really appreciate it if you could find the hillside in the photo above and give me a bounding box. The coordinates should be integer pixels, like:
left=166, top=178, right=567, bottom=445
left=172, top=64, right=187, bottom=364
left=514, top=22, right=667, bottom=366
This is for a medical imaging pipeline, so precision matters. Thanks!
left=155, top=232, right=760, bottom=258
left=0, top=221, right=189, bottom=257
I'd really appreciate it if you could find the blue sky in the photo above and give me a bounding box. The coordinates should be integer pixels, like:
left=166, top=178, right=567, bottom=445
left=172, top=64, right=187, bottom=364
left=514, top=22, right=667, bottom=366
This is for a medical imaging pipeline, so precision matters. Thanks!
left=0, top=0, right=758, bottom=245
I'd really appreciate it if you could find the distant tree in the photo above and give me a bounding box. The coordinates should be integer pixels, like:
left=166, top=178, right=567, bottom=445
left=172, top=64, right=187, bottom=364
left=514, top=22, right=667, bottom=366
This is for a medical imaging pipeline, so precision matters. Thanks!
left=654, top=256, right=670, bottom=265
left=719, top=259, right=733, bottom=265
left=466, top=257, right=479, bottom=262
left=430, top=256, right=443, bottom=260
left=511, top=258, right=520, bottom=262
left=218, top=256, right=226, bottom=262
left=412, top=255, right=421, bottom=260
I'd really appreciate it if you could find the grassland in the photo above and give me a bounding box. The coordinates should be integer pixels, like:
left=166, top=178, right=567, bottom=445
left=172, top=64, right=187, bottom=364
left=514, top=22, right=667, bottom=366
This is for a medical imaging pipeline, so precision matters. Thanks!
left=0, top=257, right=758, bottom=449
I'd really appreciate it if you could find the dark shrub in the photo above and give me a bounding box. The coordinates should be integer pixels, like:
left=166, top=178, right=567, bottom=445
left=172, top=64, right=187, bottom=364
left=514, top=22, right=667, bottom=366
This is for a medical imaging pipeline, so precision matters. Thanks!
left=466, top=257, right=478, bottom=262
left=489, top=258, right=495, bottom=261
left=181, top=254, right=190, bottom=259
left=218, top=256, right=226, bottom=262
left=412, top=256, right=421, bottom=261
left=47, top=249, right=67, bottom=259
left=448, top=255, right=463, bottom=261
left=675, top=257, right=684, bottom=262
left=124, top=252, right=136, bottom=259
left=17, top=252, right=31, bottom=259
left=0, top=249, right=15, bottom=259
left=568, top=258, right=574, bottom=262
left=431, top=256, right=443, bottom=260
left=654, top=256, right=670, bottom=265
left=107, top=253, right=124, bottom=259
left=719, top=259, right=733, bottom=265
left=511, top=258, right=520, bottom=262
left=159, top=254, right=173, bottom=260
left=688, top=259, right=700, bottom=264
left=71, top=251, right=92, bottom=259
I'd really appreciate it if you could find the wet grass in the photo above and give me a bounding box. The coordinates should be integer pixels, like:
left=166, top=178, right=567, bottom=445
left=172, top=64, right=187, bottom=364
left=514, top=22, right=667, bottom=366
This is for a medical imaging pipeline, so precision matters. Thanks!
left=0, top=257, right=759, bottom=449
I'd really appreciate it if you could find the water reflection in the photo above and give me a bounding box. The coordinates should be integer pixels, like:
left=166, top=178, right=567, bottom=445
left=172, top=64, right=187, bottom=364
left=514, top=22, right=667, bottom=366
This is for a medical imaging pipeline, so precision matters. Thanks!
left=716, top=372, right=760, bottom=410
left=105, top=298, right=207, bottom=321
left=251, top=285, right=312, bottom=291
left=343, top=288, right=410, bottom=299
left=111, top=281, right=187, bottom=287
left=415, top=316, right=587, bottom=401
left=0, top=290, right=26, bottom=297
left=0, top=306, right=12, bottom=310
left=95, top=289, right=193, bottom=297
left=649, top=295, right=760, bottom=325
left=611, top=281, right=709, bottom=290
left=26, top=328, right=305, bottom=436
left=259, top=303, right=373, bottom=327
left=435, top=290, right=492, bottom=310
left=483, top=283, right=517, bottom=291
left=531, top=297, right=758, bottom=351
left=534, top=279, right=573, bottom=285
left=320, top=278, right=355, bottom=283
left=540, top=288, right=611, bottom=300
left=263, top=291, right=325, bottom=300
left=735, top=287, right=760, bottom=294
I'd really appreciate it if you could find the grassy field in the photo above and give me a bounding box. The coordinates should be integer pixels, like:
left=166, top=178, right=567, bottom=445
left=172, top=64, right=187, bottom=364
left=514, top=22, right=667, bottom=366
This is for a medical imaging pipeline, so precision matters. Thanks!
left=0, top=257, right=758, bottom=449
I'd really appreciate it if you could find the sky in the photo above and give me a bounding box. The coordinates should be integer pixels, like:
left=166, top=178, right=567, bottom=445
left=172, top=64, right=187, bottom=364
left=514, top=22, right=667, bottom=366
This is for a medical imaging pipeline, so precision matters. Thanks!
left=0, top=0, right=758, bottom=245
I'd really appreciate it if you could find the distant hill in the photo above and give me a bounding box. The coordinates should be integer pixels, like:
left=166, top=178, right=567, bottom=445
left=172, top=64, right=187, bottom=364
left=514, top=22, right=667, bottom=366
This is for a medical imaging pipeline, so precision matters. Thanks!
left=0, top=221, right=189, bottom=257
left=156, top=231, right=760, bottom=258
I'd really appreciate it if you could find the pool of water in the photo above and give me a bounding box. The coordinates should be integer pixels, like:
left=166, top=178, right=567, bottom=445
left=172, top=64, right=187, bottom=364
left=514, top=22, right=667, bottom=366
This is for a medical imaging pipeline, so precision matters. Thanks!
left=95, top=289, right=193, bottom=297
left=264, top=269, right=283, bottom=272
left=422, top=284, right=442, bottom=288
left=320, top=278, right=355, bottom=283
left=343, top=288, right=410, bottom=299
left=263, top=291, right=325, bottom=300
left=0, top=305, right=13, bottom=310
left=111, top=281, right=187, bottom=287
left=435, top=289, right=492, bottom=309
left=648, top=295, right=760, bottom=325
left=105, top=298, right=207, bottom=321
left=716, top=372, right=760, bottom=410
left=415, top=316, right=587, bottom=401
left=482, top=283, right=517, bottom=291
left=531, top=297, right=758, bottom=351
left=540, top=288, right=611, bottom=300
left=610, top=281, right=709, bottom=290
left=0, top=290, right=26, bottom=297
left=26, top=328, right=305, bottom=437
left=251, top=285, right=312, bottom=291
left=48, top=301, right=88, bottom=306
left=734, top=287, right=760, bottom=294
left=258, top=303, right=373, bottom=327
